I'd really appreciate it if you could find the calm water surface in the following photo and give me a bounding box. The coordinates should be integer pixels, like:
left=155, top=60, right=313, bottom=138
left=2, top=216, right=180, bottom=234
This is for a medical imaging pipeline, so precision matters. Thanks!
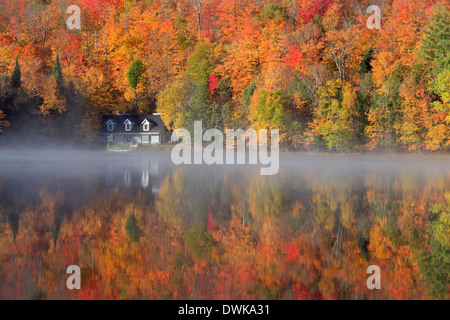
left=0, top=150, right=449, bottom=299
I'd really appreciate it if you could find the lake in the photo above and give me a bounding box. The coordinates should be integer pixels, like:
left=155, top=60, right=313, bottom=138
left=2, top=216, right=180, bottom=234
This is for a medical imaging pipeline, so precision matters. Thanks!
left=0, top=150, right=449, bottom=299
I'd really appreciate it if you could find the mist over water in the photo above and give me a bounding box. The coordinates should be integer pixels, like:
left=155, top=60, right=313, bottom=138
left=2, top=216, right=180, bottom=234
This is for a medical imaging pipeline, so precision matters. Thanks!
left=1, top=148, right=448, bottom=174
left=0, top=149, right=449, bottom=299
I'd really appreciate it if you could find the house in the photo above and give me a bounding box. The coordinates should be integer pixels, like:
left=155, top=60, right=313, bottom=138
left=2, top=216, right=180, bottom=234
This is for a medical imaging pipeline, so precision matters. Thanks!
left=99, top=113, right=171, bottom=145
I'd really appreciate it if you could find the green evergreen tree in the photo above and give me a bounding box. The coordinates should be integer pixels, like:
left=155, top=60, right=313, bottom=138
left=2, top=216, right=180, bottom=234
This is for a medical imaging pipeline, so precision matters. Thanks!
left=419, top=4, right=450, bottom=76
left=127, top=59, right=145, bottom=110
left=127, top=59, right=145, bottom=90
left=360, top=47, right=374, bottom=74
left=51, top=54, right=65, bottom=89
left=11, top=57, right=22, bottom=88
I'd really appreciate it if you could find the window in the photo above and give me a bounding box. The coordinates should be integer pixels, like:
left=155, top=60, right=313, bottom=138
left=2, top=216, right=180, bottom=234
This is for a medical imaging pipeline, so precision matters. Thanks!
left=106, top=120, right=115, bottom=132
left=151, top=135, right=160, bottom=144
left=142, top=119, right=150, bottom=132
left=124, top=119, right=132, bottom=132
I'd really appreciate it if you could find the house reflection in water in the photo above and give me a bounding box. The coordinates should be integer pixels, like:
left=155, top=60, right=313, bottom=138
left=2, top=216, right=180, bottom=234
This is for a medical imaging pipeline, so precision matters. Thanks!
left=124, top=170, right=131, bottom=188
left=105, top=157, right=162, bottom=199
left=141, top=171, right=149, bottom=189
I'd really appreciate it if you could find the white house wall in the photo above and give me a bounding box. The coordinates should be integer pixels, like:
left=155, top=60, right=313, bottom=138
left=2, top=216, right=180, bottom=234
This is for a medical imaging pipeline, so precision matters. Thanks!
left=100, top=133, right=163, bottom=144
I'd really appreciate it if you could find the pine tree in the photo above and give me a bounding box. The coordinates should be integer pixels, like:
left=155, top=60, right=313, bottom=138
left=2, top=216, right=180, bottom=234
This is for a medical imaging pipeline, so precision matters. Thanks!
left=11, top=57, right=22, bottom=88
left=128, top=59, right=145, bottom=90
left=360, top=47, right=374, bottom=74
left=51, top=54, right=65, bottom=89
left=127, top=59, right=145, bottom=110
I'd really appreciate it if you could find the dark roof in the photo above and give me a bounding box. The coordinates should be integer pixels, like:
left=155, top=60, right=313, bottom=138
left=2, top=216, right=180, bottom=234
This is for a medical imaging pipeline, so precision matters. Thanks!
left=100, top=114, right=170, bottom=134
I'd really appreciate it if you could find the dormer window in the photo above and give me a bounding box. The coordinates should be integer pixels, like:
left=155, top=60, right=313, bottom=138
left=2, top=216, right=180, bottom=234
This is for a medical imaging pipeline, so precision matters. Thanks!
left=124, top=119, right=133, bottom=132
left=142, top=119, right=150, bottom=132
left=106, top=119, right=115, bottom=132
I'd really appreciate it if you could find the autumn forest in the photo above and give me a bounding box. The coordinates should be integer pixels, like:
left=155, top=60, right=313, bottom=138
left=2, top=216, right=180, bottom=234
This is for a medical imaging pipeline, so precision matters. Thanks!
left=0, top=0, right=449, bottom=303
left=0, top=0, right=448, bottom=151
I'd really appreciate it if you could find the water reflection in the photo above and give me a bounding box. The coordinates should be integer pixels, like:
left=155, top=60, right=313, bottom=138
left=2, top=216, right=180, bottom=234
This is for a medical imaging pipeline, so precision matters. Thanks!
left=0, top=152, right=448, bottom=300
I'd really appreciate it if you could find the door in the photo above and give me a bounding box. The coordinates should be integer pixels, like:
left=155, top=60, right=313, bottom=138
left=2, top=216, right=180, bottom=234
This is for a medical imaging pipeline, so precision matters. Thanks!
left=150, top=135, right=160, bottom=144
